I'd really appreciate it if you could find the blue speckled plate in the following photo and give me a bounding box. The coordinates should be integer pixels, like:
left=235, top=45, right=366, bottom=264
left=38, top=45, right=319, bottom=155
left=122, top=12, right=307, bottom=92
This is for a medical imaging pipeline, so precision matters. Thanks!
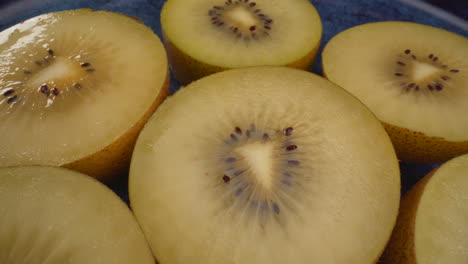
left=1, top=0, right=467, bottom=202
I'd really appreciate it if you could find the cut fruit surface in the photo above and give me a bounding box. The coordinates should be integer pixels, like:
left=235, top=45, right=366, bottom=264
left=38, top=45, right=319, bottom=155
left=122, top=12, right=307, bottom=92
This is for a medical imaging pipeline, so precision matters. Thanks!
left=0, top=166, right=155, bottom=264
left=322, top=21, right=468, bottom=162
left=161, top=0, right=322, bottom=83
left=381, top=153, right=468, bottom=263
left=0, top=9, right=169, bottom=181
left=129, top=67, right=400, bottom=264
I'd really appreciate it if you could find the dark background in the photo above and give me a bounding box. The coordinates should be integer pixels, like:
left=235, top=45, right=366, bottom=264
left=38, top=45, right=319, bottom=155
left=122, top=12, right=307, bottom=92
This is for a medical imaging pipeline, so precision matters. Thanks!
left=0, top=0, right=467, bottom=20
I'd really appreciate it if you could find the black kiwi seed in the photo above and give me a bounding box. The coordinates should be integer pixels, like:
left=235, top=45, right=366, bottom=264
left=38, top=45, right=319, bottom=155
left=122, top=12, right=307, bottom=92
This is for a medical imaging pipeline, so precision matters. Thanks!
left=394, top=73, right=403, bottom=76
left=428, top=54, right=433, bottom=59
left=286, top=145, right=297, bottom=151
left=441, top=75, right=450, bottom=81
left=80, top=62, right=91, bottom=67
left=235, top=126, right=242, bottom=135
left=272, top=203, right=280, bottom=214
left=73, top=82, right=81, bottom=89
left=432, top=57, right=438, bottom=62
left=397, top=61, right=405, bottom=66
left=262, top=133, right=269, bottom=141
left=404, top=49, right=411, bottom=54
left=52, top=88, right=59, bottom=96
left=7, top=95, right=18, bottom=104
left=230, top=133, right=238, bottom=141
left=284, top=127, right=293, bottom=136
left=39, top=84, right=49, bottom=94
left=287, top=160, right=300, bottom=165
left=249, top=2, right=256, bottom=7
left=47, top=48, right=54, bottom=56
left=23, top=70, right=32, bottom=74
left=428, top=84, right=434, bottom=91
left=408, top=83, right=415, bottom=88
left=3, top=89, right=14, bottom=96
left=222, top=175, right=231, bottom=183
left=450, top=69, right=459, bottom=73
left=225, top=157, right=236, bottom=163
left=249, top=25, right=256, bottom=31
left=35, top=61, right=42, bottom=66
left=435, top=84, right=443, bottom=91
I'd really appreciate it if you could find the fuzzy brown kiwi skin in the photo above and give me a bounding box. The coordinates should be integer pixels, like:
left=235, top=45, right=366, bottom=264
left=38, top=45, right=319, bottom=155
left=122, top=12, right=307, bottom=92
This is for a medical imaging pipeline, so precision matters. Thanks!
left=63, top=70, right=170, bottom=183
left=379, top=168, right=438, bottom=264
left=383, top=123, right=468, bottom=163
left=163, top=32, right=320, bottom=85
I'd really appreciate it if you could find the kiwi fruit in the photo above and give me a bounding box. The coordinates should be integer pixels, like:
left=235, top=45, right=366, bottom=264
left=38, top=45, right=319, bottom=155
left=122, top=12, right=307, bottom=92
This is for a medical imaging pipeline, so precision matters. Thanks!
left=381, top=153, right=468, bottom=263
left=161, top=0, right=322, bottom=84
left=0, top=9, right=169, bottom=182
left=129, top=67, right=400, bottom=263
left=322, top=21, right=468, bottom=163
left=0, top=166, right=155, bottom=263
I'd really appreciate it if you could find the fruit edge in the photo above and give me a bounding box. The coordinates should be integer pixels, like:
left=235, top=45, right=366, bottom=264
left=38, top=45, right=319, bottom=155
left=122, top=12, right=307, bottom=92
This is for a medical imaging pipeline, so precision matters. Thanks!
left=163, top=32, right=320, bottom=85
left=380, top=167, right=437, bottom=264
left=63, top=70, right=170, bottom=183
left=383, top=123, right=468, bottom=163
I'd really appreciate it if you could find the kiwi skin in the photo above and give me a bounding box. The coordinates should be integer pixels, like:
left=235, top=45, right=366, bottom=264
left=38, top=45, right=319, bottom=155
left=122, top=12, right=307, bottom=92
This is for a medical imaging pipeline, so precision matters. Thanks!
left=64, top=71, right=170, bottom=183
left=383, top=123, right=468, bottom=163
left=163, top=32, right=319, bottom=84
left=380, top=168, right=436, bottom=264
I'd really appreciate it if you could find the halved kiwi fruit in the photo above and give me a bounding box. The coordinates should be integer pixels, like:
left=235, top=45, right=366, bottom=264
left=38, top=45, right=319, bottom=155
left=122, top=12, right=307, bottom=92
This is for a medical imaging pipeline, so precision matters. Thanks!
left=322, top=21, right=468, bottom=163
left=0, top=9, right=169, bottom=181
left=129, top=67, right=400, bottom=263
left=0, top=166, right=155, bottom=263
left=161, top=0, right=322, bottom=84
left=381, top=153, right=468, bottom=263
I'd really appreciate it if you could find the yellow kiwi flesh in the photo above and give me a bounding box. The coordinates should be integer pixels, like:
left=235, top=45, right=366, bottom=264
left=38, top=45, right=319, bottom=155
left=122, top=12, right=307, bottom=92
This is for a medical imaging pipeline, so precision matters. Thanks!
left=161, top=0, right=322, bottom=84
left=0, top=9, right=169, bottom=181
left=381, top=153, right=468, bottom=263
left=0, top=166, right=155, bottom=263
left=322, top=21, right=468, bottom=163
left=130, top=67, right=400, bottom=264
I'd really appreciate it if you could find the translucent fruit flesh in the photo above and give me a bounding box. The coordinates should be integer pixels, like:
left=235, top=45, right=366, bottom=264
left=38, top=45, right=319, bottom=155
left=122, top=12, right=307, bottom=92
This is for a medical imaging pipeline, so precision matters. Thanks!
left=0, top=166, right=155, bottom=264
left=130, top=67, right=400, bottom=264
left=161, top=0, right=322, bottom=83
left=0, top=9, right=169, bottom=180
left=322, top=21, right=468, bottom=162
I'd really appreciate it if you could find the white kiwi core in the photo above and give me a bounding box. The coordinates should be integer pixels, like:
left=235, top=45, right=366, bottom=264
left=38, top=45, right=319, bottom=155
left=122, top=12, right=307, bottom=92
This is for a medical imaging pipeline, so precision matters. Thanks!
left=235, top=142, right=274, bottom=190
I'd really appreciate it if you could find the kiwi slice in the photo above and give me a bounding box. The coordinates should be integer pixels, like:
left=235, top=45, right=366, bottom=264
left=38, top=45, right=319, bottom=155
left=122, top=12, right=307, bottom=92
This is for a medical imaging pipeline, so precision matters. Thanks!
left=161, top=0, right=322, bottom=84
left=0, top=9, right=169, bottom=181
left=322, top=21, right=468, bottom=163
left=381, top=153, right=468, bottom=263
left=129, top=67, right=400, bottom=263
left=0, top=166, right=154, bottom=263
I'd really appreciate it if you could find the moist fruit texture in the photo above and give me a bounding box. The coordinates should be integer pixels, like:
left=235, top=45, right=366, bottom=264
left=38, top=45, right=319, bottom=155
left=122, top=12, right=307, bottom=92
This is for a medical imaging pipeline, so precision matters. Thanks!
left=129, top=67, right=400, bottom=264
left=381, top=153, right=468, bottom=264
left=0, top=9, right=169, bottom=182
left=322, top=21, right=468, bottom=163
left=0, top=166, right=155, bottom=264
left=161, top=0, right=322, bottom=84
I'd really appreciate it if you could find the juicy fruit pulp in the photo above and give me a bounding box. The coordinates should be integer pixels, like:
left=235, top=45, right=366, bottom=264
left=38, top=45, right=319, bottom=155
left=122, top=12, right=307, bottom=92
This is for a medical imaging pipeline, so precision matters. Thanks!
left=381, top=153, right=468, bottom=263
left=0, top=166, right=155, bottom=264
left=161, top=0, right=322, bottom=84
left=322, top=21, right=468, bottom=163
left=0, top=9, right=169, bottom=181
left=129, top=67, right=400, bottom=264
